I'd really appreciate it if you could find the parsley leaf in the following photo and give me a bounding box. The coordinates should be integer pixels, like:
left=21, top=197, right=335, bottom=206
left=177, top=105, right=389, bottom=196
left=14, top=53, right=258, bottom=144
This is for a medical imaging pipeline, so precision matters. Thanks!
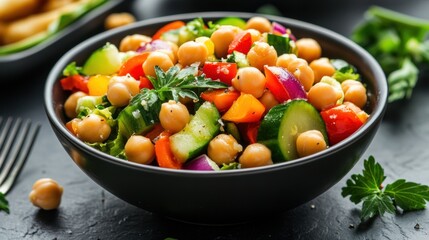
left=0, top=192, right=9, bottom=214
left=341, top=156, right=385, bottom=204
left=342, top=155, right=429, bottom=222
left=385, top=179, right=429, bottom=211
left=148, top=64, right=228, bottom=102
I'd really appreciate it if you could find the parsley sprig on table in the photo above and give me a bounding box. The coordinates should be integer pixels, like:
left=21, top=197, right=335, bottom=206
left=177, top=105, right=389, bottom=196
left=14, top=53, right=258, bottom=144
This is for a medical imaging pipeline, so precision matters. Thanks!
left=0, top=192, right=9, bottom=214
left=342, top=156, right=429, bottom=222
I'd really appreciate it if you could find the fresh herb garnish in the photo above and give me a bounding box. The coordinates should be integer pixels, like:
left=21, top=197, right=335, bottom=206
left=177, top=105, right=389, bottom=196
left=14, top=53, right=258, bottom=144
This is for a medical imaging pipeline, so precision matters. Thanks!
left=351, top=6, right=429, bottom=102
left=342, top=156, right=429, bottom=222
left=63, top=61, right=83, bottom=76
left=0, top=192, right=9, bottom=214
left=147, top=64, right=228, bottom=102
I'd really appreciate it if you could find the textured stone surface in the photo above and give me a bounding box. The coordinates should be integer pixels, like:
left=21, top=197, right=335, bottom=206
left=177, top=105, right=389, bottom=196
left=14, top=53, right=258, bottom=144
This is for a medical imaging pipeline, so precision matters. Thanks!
left=1, top=1, right=429, bottom=239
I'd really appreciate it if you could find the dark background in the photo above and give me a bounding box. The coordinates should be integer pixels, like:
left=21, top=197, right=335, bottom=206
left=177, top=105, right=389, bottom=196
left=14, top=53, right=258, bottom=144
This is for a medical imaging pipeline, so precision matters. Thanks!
left=1, top=0, right=429, bottom=239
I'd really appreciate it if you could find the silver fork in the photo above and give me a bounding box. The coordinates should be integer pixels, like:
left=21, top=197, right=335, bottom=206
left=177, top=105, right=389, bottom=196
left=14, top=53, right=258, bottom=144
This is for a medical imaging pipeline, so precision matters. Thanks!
left=0, top=117, right=40, bottom=194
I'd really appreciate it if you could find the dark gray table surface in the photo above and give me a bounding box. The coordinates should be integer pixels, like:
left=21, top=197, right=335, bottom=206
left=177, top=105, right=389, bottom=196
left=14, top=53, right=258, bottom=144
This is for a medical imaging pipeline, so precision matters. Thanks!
left=1, top=0, right=429, bottom=239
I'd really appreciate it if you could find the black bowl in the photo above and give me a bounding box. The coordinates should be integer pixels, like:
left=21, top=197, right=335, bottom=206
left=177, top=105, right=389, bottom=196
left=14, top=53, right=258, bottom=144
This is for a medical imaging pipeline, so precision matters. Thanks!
left=44, top=12, right=388, bottom=225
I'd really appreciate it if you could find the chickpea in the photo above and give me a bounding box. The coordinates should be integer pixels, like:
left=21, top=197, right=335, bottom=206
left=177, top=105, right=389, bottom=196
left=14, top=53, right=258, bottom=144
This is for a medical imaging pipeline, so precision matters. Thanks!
left=64, top=91, right=87, bottom=118
left=259, top=89, right=279, bottom=112
left=159, top=100, right=190, bottom=133
left=296, top=130, right=327, bottom=157
left=125, top=135, right=155, bottom=164
left=244, top=28, right=262, bottom=43
left=76, top=114, right=111, bottom=143
left=294, top=64, right=315, bottom=91
left=307, top=82, right=339, bottom=111
left=207, top=134, right=243, bottom=165
left=143, top=51, right=174, bottom=77
left=105, top=12, right=136, bottom=30
left=295, top=38, right=322, bottom=63
left=277, top=54, right=314, bottom=91
left=309, top=57, right=336, bottom=83
left=29, top=178, right=63, bottom=210
left=239, top=143, right=273, bottom=168
left=165, top=41, right=179, bottom=63
left=341, top=80, right=367, bottom=109
left=107, top=75, right=139, bottom=107
left=210, top=26, right=241, bottom=58
left=177, top=41, right=208, bottom=66
left=232, top=67, right=267, bottom=98
left=247, top=41, right=277, bottom=71
left=119, top=34, right=152, bottom=52
left=195, top=36, right=215, bottom=57
left=245, top=16, right=272, bottom=33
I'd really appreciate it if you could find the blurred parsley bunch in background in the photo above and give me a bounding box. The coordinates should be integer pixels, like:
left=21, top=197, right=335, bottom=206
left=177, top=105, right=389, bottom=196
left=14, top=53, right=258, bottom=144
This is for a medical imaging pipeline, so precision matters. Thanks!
left=352, top=6, right=429, bottom=102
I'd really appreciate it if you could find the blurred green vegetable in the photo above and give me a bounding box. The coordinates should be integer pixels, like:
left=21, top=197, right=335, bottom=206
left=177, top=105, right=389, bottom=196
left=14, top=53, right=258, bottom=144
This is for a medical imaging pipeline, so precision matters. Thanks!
left=352, top=6, right=429, bottom=102
left=0, top=192, right=9, bottom=214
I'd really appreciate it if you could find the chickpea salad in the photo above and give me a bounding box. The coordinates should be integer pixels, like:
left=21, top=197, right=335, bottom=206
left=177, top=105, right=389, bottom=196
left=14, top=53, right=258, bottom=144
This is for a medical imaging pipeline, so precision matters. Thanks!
left=59, top=16, right=370, bottom=170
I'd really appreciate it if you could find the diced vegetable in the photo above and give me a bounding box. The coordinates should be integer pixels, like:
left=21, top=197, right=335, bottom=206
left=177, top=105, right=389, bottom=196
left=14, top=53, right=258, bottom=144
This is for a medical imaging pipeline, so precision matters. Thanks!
left=200, top=88, right=240, bottom=112
left=202, top=62, right=238, bottom=85
left=170, top=102, right=221, bottom=163
left=226, top=51, right=250, bottom=68
left=183, top=154, right=220, bottom=171
left=60, top=74, right=89, bottom=93
left=117, top=89, right=161, bottom=138
left=257, top=100, right=328, bottom=162
left=267, top=33, right=295, bottom=55
left=153, top=20, right=186, bottom=40
left=82, top=43, right=122, bottom=75
left=264, top=65, right=307, bottom=102
left=87, top=75, right=110, bottom=96
left=228, top=31, right=252, bottom=55
left=215, top=17, right=247, bottom=29
left=222, top=93, right=265, bottom=123
left=320, top=104, right=364, bottom=145
left=155, top=131, right=182, bottom=169
left=117, top=52, right=150, bottom=79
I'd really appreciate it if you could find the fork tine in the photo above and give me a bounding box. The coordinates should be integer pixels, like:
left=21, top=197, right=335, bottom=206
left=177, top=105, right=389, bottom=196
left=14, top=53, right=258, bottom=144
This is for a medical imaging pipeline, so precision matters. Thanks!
left=0, top=117, right=14, bottom=154
left=0, top=118, right=40, bottom=194
left=0, top=117, right=21, bottom=168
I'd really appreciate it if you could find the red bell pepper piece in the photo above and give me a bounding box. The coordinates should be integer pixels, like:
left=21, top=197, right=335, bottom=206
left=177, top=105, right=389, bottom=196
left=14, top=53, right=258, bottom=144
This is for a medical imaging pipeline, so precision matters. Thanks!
left=320, top=104, right=364, bottom=145
left=238, top=121, right=261, bottom=144
left=202, top=62, right=237, bottom=85
left=139, top=76, right=154, bottom=89
left=264, top=65, right=291, bottom=103
left=60, top=75, right=89, bottom=93
left=200, top=88, right=240, bottom=112
left=227, top=31, right=252, bottom=55
left=118, top=52, right=150, bottom=79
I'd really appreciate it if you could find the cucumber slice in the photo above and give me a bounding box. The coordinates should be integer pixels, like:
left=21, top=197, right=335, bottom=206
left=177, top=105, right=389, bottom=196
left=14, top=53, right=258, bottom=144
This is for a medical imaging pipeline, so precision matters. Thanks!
left=82, top=42, right=122, bottom=75
left=170, top=101, right=221, bottom=163
left=226, top=51, right=249, bottom=68
left=267, top=33, right=294, bottom=55
left=257, top=100, right=328, bottom=162
left=117, top=89, right=161, bottom=138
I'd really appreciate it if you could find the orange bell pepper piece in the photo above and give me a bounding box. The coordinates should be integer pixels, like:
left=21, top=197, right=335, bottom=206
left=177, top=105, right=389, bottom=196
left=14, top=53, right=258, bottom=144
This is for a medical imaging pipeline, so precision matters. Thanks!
left=154, top=131, right=182, bottom=169
left=200, top=88, right=240, bottom=112
left=222, top=93, right=265, bottom=123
